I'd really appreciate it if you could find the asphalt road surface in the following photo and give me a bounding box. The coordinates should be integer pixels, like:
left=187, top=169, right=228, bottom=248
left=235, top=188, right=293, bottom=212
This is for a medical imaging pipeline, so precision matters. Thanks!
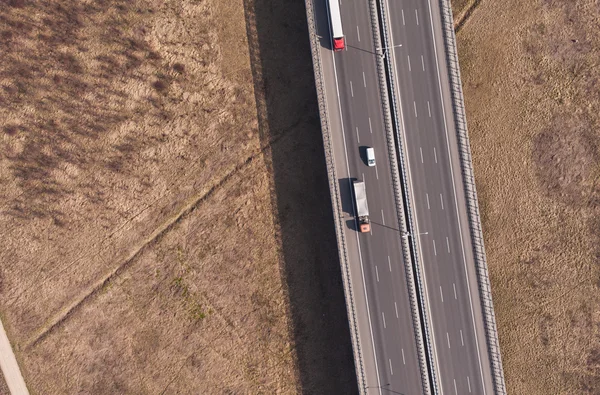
left=313, top=0, right=427, bottom=394
left=383, top=0, right=496, bottom=393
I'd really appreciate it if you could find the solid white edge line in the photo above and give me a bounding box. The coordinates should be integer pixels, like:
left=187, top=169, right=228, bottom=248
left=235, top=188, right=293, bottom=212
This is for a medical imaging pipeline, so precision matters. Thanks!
left=426, top=0, right=487, bottom=391
left=330, top=49, right=383, bottom=395
left=386, top=0, right=443, bottom=391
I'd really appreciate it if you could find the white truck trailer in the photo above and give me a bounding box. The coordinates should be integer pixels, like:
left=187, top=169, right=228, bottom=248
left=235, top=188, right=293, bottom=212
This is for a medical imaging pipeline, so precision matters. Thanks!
left=327, top=0, right=345, bottom=51
left=353, top=180, right=370, bottom=233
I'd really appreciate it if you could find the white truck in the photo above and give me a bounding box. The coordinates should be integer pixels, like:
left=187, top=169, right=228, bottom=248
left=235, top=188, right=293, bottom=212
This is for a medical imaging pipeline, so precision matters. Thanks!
left=327, top=0, right=345, bottom=51
left=353, top=180, right=371, bottom=233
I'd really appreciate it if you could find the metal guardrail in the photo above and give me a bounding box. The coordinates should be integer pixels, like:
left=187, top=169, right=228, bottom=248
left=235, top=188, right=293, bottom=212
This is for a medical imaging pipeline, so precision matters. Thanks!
left=302, top=1, right=367, bottom=393
left=436, top=0, right=507, bottom=393
left=367, top=0, right=434, bottom=394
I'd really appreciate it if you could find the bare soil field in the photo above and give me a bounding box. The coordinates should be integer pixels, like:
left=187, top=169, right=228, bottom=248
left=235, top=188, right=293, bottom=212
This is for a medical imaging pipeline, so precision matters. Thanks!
left=455, top=0, right=600, bottom=393
left=0, top=0, right=355, bottom=393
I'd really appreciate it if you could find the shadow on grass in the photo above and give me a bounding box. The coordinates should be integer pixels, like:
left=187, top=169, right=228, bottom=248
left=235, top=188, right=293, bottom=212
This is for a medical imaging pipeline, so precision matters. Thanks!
left=243, top=0, right=359, bottom=393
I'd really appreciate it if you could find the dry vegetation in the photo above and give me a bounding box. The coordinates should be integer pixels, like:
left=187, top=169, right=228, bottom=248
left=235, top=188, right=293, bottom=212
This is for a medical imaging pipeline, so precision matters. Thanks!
left=454, top=0, right=600, bottom=393
left=0, top=371, right=9, bottom=395
left=0, top=0, right=318, bottom=393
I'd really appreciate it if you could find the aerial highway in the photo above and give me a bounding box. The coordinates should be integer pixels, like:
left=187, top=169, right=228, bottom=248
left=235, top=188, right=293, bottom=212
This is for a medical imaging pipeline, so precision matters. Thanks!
left=382, top=0, right=497, bottom=393
left=311, top=0, right=428, bottom=394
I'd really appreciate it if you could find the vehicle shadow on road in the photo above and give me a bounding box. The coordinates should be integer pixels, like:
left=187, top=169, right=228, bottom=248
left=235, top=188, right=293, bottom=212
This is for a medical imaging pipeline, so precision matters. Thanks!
left=243, top=0, right=359, bottom=393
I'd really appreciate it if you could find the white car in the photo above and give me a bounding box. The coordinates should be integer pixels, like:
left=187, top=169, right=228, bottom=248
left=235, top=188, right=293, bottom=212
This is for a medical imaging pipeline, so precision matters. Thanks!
left=366, top=147, right=376, bottom=167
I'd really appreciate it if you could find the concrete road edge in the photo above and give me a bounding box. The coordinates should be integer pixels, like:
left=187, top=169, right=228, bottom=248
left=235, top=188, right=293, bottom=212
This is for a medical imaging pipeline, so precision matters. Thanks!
left=0, top=319, right=29, bottom=395
left=303, top=1, right=367, bottom=393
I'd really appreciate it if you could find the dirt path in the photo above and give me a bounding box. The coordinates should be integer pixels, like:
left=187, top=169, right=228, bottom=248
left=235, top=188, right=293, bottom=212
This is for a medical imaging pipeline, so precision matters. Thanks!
left=0, top=320, right=28, bottom=395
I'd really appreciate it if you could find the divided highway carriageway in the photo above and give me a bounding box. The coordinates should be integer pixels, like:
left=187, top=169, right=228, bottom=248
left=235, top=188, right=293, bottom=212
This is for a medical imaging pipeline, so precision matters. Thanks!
left=304, top=0, right=507, bottom=394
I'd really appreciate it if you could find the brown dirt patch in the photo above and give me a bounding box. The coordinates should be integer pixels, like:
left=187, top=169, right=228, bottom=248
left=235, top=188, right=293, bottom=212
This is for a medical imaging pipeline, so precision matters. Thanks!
left=456, top=0, right=600, bottom=393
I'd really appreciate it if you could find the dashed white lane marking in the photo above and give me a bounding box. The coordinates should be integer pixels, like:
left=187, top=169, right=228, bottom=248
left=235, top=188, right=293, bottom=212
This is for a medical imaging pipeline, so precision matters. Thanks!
left=447, top=332, right=451, bottom=348
left=350, top=81, right=354, bottom=97
left=454, top=378, right=458, bottom=395
left=382, top=312, right=387, bottom=328
left=356, top=127, right=360, bottom=143
left=460, top=329, right=465, bottom=346
left=447, top=236, right=450, bottom=253
left=362, top=173, right=365, bottom=183
left=388, top=256, right=392, bottom=272
left=368, top=117, right=373, bottom=133
left=389, top=358, right=394, bottom=375
left=402, top=348, right=406, bottom=364
left=363, top=71, right=366, bottom=87
left=421, top=55, right=425, bottom=71
left=413, top=101, right=418, bottom=117
left=453, top=283, right=457, bottom=299
left=467, top=376, right=472, bottom=393
left=434, top=147, right=438, bottom=163
left=375, top=165, right=379, bottom=180
left=427, top=100, right=431, bottom=117
left=402, top=9, right=405, bottom=25
left=395, top=301, right=399, bottom=318
left=440, top=193, right=444, bottom=210
left=433, top=239, right=437, bottom=256
left=381, top=209, right=385, bottom=225
left=407, top=55, right=411, bottom=71
left=426, top=193, right=430, bottom=209
left=415, top=9, right=419, bottom=25
left=420, top=147, right=424, bottom=163
left=376, top=265, right=380, bottom=282
left=440, top=285, right=444, bottom=302
left=357, top=25, right=361, bottom=42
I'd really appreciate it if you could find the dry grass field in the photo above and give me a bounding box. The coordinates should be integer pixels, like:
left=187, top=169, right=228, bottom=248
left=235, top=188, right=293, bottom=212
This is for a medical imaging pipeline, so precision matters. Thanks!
left=0, top=0, right=356, bottom=393
left=454, top=0, right=600, bottom=393
left=0, top=372, right=9, bottom=395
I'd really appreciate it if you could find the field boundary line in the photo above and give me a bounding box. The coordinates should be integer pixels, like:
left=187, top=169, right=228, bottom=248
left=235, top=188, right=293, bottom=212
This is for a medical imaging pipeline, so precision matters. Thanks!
left=26, top=138, right=284, bottom=348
